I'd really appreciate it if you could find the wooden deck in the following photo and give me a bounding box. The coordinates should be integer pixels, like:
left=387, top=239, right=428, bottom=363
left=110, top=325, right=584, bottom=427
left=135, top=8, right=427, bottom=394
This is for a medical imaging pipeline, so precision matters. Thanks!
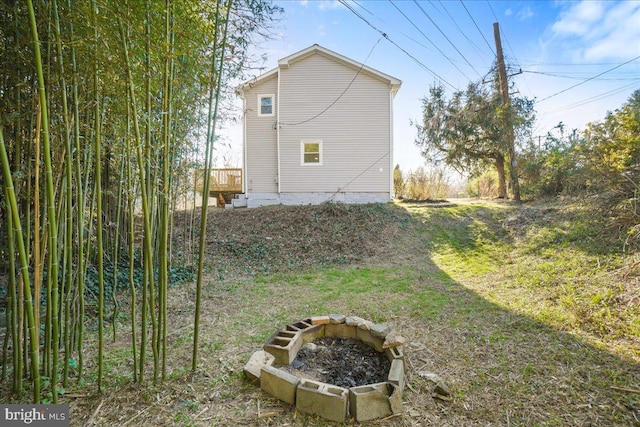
left=194, top=168, right=242, bottom=206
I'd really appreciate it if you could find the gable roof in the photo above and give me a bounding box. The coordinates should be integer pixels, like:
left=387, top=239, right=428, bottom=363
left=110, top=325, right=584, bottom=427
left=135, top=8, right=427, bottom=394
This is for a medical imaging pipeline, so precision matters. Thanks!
left=236, top=44, right=402, bottom=94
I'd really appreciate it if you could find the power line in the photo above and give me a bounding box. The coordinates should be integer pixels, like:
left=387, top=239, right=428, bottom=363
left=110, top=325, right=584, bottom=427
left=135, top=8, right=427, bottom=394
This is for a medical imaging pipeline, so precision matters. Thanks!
left=485, top=1, right=516, bottom=60
left=412, top=0, right=484, bottom=79
left=389, top=0, right=472, bottom=81
left=536, top=55, right=640, bottom=103
left=460, top=0, right=494, bottom=55
left=546, top=80, right=640, bottom=113
left=338, top=0, right=457, bottom=89
left=524, top=70, right=640, bottom=81
left=279, top=38, right=383, bottom=127
left=436, top=0, right=491, bottom=64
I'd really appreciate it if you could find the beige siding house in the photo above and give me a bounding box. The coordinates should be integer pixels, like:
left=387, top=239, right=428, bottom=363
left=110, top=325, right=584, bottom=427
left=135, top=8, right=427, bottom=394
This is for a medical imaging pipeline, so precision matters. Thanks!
left=236, top=44, right=401, bottom=208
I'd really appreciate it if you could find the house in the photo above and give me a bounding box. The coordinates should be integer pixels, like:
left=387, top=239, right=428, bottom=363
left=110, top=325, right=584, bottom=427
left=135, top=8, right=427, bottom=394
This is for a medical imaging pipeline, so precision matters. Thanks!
left=236, top=44, right=402, bottom=208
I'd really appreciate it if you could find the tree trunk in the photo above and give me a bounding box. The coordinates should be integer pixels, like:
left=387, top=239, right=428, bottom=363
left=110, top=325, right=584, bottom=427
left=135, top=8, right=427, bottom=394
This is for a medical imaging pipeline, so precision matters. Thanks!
left=495, top=154, right=507, bottom=199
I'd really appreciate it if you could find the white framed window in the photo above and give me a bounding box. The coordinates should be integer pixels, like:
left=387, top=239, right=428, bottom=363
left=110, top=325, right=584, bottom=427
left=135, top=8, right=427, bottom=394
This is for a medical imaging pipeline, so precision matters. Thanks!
left=301, top=140, right=322, bottom=165
left=257, top=94, right=274, bottom=116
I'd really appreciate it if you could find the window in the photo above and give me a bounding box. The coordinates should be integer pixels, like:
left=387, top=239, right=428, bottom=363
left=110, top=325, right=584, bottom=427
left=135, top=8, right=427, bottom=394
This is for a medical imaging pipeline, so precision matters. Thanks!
left=301, top=140, right=322, bottom=165
left=258, top=94, right=274, bottom=116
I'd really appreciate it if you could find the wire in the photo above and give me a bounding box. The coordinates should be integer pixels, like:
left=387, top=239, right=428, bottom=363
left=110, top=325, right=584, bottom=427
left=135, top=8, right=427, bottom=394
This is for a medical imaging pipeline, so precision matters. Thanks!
left=331, top=147, right=393, bottom=200
left=524, top=70, right=640, bottom=81
left=436, top=0, right=492, bottom=64
left=545, top=80, right=640, bottom=113
left=536, top=55, right=640, bottom=103
left=339, top=0, right=456, bottom=89
left=278, top=37, right=383, bottom=127
left=412, top=0, right=484, bottom=79
left=389, top=0, right=472, bottom=81
left=460, top=0, right=494, bottom=55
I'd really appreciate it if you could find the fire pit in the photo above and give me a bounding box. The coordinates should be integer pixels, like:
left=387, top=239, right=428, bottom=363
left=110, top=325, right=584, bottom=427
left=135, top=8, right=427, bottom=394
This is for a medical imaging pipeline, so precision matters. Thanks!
left=243, top=315, right=406, bottom=422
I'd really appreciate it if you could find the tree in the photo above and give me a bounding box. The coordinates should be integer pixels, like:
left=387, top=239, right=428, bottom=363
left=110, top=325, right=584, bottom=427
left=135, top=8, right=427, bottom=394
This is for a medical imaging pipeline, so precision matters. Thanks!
left=393, top=164, right=405, bottom=198
left=414, top=82, right=534, bottom=199
left=0, top=0, right=282, bottom=402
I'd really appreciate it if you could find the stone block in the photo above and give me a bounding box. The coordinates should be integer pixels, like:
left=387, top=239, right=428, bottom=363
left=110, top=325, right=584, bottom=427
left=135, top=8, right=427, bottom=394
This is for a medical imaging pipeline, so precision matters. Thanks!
left=388, top=359, right=405, bottom=391
left=370, top=323, right=391, bottom=339
left=384, top=345, right=404, bottom=362
left=301, top=324, right=325, bottom=343
left=296, top=379, right=348, bottom=423
left=243, top=350, right=275, bottom=383
left=263, top=330, right=302, bottom=365
left=260, top=365, right=299, bottom=406
left=324, top=323, right=357, bottom=339
left=349, top=382, right=393, bottom=422
left=357, top=327, right=384, bottom=352
left=329, top=314, right=346, bottom=324
left=388, top=383, right=403, bottom=414
left=310, top=315, right=330, bottom=325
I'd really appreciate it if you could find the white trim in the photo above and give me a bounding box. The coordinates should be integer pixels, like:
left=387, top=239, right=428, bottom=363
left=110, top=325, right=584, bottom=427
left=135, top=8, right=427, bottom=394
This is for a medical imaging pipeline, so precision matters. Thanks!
left=300, top=139, right=323, bottom=166
left=236, top=44, right=402, bottom=93
left=278, top=44, right=402, bottom=89
left=257, top=93, right=275, bottom=117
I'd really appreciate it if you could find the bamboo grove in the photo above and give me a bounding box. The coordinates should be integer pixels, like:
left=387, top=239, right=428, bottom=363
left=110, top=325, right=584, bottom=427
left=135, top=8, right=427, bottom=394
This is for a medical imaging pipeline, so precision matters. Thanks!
left=0, top=0, right=281, bottom=403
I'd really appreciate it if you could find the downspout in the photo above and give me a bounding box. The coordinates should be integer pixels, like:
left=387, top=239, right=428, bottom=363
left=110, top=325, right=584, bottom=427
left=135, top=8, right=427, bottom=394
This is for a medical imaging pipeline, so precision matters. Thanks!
left=239, top=89, right=248, bottom=195
left=277, top=69, right=281, bottom=194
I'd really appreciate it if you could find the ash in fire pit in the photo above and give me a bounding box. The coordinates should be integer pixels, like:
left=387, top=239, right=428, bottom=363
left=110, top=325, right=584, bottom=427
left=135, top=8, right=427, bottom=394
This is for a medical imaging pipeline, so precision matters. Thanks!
left=289, top=337, right=390, bottom=388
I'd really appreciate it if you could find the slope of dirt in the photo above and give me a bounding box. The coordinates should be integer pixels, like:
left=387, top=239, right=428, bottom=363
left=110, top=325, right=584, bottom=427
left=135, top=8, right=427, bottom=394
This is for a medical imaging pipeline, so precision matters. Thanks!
left=173, top=202, right=412, bottom=278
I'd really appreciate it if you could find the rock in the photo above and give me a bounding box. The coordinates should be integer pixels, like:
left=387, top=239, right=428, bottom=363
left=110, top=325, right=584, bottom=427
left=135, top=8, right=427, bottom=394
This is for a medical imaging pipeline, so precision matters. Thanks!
left=418, top=371, right=443, bottom=383
left=418, top=371, right=451, bottom=398
left=357, top=319, right=374, bottom=331
left=345, top=316, right=365, bottom=326
left=382, top=331, right=406, bottom=348
left=329, top=314, right=346, bottom=324
left=370, top=324, right=391, bottom=339
left=301, top=342, right=318, bottom=352
left=433, top=382, right=451, bottom=397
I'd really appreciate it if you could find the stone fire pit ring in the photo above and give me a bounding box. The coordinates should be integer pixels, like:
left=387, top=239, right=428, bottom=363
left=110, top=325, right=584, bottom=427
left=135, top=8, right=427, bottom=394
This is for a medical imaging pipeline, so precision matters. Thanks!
left=243, top=314, right=406, bottom=422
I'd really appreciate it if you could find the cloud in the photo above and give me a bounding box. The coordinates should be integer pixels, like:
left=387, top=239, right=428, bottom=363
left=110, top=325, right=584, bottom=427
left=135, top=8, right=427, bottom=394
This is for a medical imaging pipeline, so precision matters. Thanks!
left=517, top=6, right=534, bottom=21
left=317, top=0, right=342, bottom=11
left=549, top=1, right=640, bottom=61
left=299, top=0, right=309, bottom=6
left=505, top=8, right=513, bottom=16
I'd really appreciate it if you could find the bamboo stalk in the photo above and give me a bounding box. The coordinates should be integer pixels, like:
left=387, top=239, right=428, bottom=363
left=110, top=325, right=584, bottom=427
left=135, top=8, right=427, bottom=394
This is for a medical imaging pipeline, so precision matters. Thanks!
left=90, top=0, right=105, bottom=391
left=193, top=0, right=233, bottom=372
left=0, top=123, right=40, bottom=403
left=66, top=0, right=85, bottom=381
left=118, top=11, right=157, bottom=383
left=26, top=0, right=61, bottom=402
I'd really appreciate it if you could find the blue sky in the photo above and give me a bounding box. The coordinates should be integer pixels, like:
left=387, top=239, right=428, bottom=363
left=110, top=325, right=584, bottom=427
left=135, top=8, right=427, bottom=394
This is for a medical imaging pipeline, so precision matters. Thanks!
left=223, top=0, right=640, bottom=172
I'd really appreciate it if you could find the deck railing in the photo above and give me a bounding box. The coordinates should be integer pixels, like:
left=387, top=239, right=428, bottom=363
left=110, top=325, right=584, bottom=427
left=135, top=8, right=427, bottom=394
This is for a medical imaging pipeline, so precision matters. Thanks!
left=194, top=168, right=242, bottom=194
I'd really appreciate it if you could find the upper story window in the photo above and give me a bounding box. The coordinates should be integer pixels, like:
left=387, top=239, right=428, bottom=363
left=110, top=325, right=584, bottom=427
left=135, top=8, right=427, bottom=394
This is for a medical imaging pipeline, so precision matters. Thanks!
left=258, top=94, right=274, bottom=116
left=301, top=140, right=322, bottom=165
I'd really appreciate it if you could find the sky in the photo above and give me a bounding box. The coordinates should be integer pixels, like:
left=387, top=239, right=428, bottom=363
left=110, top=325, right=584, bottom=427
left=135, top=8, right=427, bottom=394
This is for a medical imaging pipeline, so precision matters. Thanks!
left=221, top=0, right=640, bottom=172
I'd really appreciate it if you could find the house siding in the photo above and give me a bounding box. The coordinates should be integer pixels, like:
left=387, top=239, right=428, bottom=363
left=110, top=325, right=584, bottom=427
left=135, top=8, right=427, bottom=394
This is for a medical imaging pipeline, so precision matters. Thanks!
left=243, top=74, right=278, bottom=193
left=278, top=53, right=391, bottom=194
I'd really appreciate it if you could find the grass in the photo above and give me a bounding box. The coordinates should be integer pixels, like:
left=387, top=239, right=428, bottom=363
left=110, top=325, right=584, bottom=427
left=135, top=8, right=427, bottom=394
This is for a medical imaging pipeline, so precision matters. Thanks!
left=10, top=198, right=637, bottom=426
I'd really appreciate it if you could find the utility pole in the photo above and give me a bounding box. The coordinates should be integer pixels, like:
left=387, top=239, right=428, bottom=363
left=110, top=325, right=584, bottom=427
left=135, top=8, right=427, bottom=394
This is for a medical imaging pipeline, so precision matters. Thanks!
left=493, top=22, right=521, bottom=201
